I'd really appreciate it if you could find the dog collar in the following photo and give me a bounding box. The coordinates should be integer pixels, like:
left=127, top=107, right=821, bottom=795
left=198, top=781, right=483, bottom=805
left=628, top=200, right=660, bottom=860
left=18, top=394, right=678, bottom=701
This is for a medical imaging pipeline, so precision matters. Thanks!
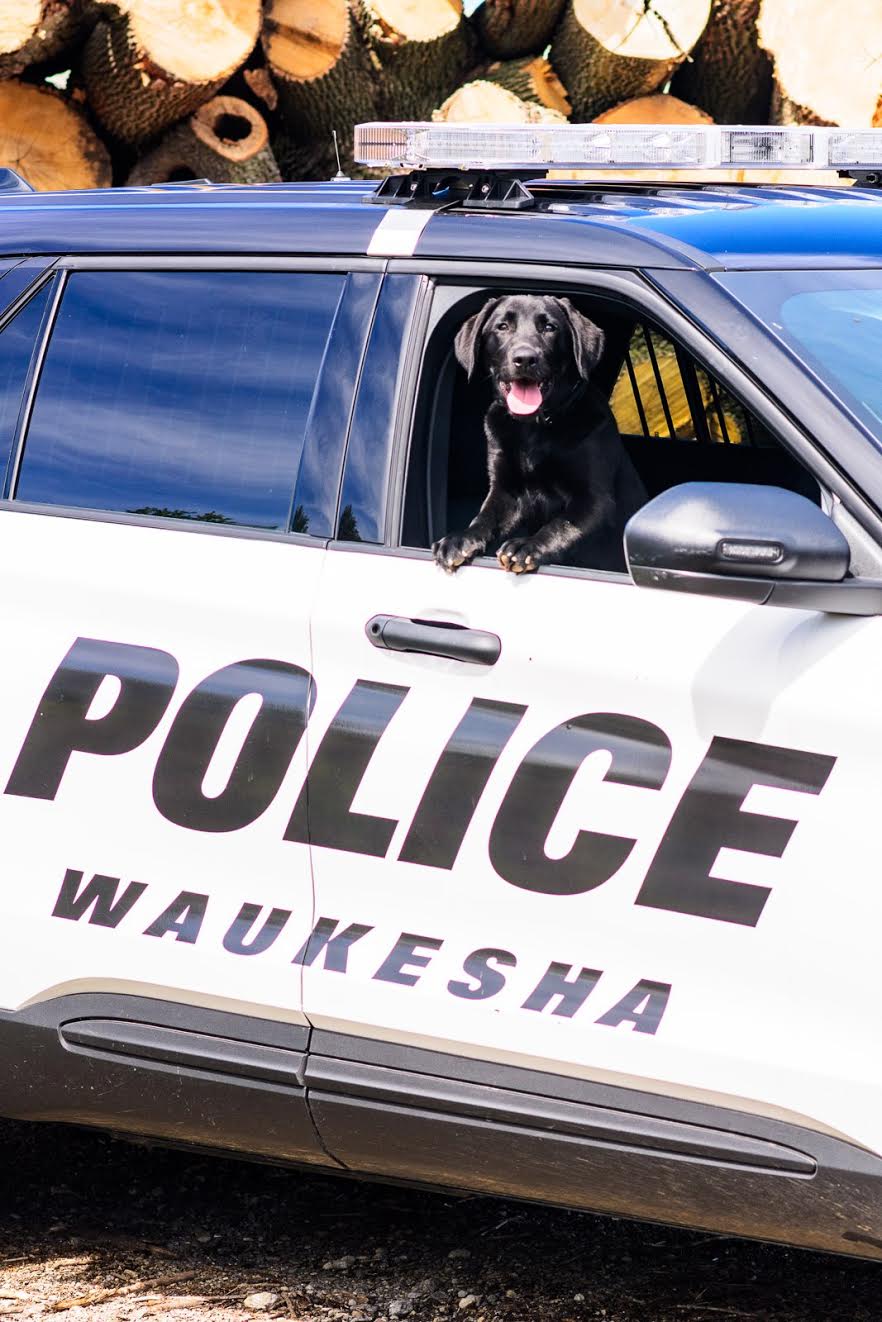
left=538, top=379, right=588, bottom=427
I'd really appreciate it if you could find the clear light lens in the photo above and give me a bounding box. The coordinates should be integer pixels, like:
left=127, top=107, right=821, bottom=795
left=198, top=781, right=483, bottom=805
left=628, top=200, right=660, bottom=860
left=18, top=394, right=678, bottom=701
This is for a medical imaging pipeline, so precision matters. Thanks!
left=720, top=128, right=815, bottom=166
left=354, top=122, right=882, bottom=173
left=828, top=131, right=882, bottom=167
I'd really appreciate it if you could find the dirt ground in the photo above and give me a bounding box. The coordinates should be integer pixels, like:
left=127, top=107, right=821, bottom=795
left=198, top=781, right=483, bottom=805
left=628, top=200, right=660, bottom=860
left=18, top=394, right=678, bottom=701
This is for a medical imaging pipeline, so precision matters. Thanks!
left=0, top=1118, right=879, bottom=1322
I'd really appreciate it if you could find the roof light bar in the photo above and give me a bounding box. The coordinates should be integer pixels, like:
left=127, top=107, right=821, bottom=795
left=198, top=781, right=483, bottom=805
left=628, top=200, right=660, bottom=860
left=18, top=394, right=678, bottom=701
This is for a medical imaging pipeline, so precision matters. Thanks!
left=354, top=122, right=882, bottom=173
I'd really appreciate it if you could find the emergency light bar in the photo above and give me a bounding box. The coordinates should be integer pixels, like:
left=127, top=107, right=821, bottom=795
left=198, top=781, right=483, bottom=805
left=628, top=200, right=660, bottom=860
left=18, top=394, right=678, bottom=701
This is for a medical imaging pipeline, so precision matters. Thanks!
left=354, top=122, right=882, bottom=173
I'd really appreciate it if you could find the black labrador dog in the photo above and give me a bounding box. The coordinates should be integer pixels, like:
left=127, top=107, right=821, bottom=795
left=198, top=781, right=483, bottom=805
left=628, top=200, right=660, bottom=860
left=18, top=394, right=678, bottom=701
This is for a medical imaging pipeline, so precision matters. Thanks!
left=433, top=294, right=646, bottom=574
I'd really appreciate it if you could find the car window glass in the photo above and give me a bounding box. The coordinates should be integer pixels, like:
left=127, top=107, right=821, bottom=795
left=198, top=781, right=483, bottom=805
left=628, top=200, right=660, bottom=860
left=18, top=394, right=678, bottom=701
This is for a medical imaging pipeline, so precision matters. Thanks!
left=16, top=270, right=344, bottom=530
left=0, top=282, right=50, bottom=488
left=610, top=323, right=752, bottom=444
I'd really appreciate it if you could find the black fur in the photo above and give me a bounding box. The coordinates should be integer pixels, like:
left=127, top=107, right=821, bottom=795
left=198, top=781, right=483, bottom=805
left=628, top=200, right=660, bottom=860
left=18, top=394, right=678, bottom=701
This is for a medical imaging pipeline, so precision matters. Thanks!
left=433, top=294, right=646, bottom=574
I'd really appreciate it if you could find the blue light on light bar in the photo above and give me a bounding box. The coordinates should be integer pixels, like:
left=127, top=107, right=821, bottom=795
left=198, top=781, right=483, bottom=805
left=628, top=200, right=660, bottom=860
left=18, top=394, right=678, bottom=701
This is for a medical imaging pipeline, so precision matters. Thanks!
left=354, top=122, right=882, bottom=173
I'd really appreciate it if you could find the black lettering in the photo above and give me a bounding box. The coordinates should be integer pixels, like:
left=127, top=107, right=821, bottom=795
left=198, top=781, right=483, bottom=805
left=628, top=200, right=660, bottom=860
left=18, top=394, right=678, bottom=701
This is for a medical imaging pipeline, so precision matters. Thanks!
left=153, top=659, right=314, bottom=833
left=373, top=932, right=443, bottom=987
left=521, top=961, right=602, bottom=1017
left=143, top=891, right=208, bottom=944
left=286, top=680, right=408, bottom=857
left=6, top=637, right=178, bottom=801
left=448, top=947, right=516, bottom=1001
left=292, top=916, right=373, bottom=972
left=222, top=902, right=292, bottom=956
left=52, top=867, right=147, bottom=928
left=596, top=980, right=671, bottom=1034
left=399, top=698, right=526, bottom=869
left=490, top=713, right=672, bottom=896
left=636, top=736, right=836, bottom=926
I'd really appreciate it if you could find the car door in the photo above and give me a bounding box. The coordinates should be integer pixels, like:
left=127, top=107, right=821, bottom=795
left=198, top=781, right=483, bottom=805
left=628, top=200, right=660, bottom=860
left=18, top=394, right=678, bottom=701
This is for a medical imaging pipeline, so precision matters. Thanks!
left=0, top=260, right=379, bottom=1162
left=302, top=267, right=882, bottom=1187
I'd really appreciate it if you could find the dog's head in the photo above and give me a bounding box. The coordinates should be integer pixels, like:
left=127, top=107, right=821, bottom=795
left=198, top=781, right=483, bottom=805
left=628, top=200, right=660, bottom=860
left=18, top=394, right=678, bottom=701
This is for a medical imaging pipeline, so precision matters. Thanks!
left=454, top=293, right=605, bottom=419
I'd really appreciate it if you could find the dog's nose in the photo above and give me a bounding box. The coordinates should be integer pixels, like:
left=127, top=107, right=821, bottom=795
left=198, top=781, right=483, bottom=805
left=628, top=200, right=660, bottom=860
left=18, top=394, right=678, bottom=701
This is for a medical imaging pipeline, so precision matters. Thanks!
left=512, top=350, right=538, bottom=372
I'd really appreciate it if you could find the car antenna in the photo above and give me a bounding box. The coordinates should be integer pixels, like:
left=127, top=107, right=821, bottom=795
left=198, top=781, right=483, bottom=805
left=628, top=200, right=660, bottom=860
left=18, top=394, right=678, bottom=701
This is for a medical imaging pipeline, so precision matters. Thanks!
left=330, top=130, right=349, bottom=182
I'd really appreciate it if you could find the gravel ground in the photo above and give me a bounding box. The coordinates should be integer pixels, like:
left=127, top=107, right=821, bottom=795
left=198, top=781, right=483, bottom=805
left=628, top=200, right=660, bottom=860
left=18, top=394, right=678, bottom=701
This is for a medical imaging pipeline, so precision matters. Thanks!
left=0, top=1119, right=879, bottom=1322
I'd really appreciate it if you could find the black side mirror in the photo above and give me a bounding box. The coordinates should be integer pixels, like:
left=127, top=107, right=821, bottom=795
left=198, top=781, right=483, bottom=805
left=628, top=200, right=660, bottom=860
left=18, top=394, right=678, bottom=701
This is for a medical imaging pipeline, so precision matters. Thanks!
left=624, top=483, right=882, bottom=615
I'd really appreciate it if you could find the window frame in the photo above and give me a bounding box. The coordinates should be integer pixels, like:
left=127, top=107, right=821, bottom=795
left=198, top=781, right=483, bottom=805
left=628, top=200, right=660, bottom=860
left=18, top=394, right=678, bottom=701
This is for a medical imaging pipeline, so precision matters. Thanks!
left=4, top=254, right=385, bottom=547
left=351, top=258, right=882, bottom=583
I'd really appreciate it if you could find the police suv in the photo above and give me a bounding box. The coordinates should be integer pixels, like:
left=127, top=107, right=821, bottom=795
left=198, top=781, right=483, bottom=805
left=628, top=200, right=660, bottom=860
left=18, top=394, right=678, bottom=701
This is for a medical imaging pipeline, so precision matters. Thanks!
left=1, top=120, right=882, bottom=1259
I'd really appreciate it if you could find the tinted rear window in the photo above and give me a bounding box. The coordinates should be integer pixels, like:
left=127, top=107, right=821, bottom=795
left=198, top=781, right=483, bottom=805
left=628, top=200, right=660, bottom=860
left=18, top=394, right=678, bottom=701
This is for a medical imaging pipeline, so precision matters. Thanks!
left=16, top=270, right=344, bottom=529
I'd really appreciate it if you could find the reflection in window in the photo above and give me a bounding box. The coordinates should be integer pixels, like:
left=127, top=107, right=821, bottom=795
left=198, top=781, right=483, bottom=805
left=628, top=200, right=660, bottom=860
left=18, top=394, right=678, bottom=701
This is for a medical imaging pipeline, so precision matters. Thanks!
left=17, top=271, right=344, bottom=529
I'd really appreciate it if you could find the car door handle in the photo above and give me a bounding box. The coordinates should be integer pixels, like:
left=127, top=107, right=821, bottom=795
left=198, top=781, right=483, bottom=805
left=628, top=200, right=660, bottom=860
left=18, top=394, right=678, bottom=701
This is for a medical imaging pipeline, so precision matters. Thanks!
left=365, top=614, right=501, bottom=666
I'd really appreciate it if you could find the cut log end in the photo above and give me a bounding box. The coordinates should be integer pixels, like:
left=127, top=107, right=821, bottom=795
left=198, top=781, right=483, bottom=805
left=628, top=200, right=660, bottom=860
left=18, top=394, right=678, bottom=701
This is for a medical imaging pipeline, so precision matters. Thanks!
left=263, top=0, right=348, bottom=81
left=191, top=95, right=268, bottom=160
left=550, top=0, right=713, bottom=121
left=0, top=0, right=83, bottom=78
left=0, top=79, right=111, bottom=191
left=483, top=56, right=572, bottom=116
left=594, top=93, right=714, bottom=123
left=758, top=0, right=882, bottom=126
left=126, top=95, right=281, bottom=186
left=126, top=0, right=262, bottom=84
left=433, top=79, right=567, bottom=123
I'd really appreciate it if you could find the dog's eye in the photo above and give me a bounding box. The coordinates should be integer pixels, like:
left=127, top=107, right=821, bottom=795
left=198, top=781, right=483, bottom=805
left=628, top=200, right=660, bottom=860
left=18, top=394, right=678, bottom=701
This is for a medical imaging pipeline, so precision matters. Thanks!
left=495, top=321, right=510, bottom=332
left=541, top=323, right=556, bottom=335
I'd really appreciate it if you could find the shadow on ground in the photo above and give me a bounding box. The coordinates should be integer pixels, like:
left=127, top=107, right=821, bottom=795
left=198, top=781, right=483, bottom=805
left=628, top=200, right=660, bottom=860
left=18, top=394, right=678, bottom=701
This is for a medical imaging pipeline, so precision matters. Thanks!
left=0, top=1119, right=878, bottom=1320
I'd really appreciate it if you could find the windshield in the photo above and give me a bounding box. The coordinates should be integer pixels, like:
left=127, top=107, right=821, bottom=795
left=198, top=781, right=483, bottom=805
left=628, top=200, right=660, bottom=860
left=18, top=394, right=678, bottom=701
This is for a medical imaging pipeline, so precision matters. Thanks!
left=715, top=270, right=882, bottom=449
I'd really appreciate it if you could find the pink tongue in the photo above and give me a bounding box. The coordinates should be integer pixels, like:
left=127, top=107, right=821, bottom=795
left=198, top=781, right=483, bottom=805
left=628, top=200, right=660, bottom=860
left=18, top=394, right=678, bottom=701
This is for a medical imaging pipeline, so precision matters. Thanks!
left=506, top=381, right=542, bottom=415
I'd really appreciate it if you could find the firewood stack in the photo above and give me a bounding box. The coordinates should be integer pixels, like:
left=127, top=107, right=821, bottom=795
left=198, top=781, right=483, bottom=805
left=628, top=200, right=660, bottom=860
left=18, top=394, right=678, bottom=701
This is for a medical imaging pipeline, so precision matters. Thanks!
left=0, top=0, right=880, bottom=192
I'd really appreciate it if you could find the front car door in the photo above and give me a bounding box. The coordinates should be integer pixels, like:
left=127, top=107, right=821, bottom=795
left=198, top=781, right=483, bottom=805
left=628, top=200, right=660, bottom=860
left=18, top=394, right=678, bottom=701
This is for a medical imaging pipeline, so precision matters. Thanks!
left=302, top=261, right=882, bottom=1256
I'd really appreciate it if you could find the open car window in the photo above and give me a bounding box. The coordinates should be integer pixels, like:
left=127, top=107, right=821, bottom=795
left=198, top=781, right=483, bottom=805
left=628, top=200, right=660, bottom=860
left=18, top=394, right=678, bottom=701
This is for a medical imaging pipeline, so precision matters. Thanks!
left=402, top=290, right=820, bottom=571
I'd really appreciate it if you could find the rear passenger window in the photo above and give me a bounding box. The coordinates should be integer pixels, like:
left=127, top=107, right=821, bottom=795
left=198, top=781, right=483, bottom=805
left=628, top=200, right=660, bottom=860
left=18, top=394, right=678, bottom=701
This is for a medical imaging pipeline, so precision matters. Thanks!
left=0, top=282, right=51, bottom=488
left=16, top=271, right=344, bottom=530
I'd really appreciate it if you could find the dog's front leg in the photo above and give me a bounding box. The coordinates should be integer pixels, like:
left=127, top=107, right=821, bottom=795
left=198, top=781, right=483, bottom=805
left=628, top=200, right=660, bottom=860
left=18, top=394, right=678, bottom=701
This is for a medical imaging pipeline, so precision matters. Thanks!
left=433, top=487, right=520, bottom=573
left=499, top=495, right=614, bottom=574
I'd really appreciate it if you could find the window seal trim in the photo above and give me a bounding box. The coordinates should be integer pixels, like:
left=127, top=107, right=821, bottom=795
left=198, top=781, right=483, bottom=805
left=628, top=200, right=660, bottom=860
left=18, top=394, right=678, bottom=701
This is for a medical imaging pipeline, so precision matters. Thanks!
left=0, top=499, right=329, bottom=547
left=6, top=268, right=65, bottom=501
left=56, top=255, right=386, bottom=273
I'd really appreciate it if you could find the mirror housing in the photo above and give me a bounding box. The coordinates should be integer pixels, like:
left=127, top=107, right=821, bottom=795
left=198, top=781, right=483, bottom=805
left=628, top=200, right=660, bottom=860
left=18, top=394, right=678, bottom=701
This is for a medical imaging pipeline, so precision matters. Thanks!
left=624, top=483, right=882, bottom=615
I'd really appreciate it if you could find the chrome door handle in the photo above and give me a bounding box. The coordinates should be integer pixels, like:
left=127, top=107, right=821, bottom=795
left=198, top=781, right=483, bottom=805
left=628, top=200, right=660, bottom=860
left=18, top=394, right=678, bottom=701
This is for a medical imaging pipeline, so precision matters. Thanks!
left=366, top=615, right=501, bottom=665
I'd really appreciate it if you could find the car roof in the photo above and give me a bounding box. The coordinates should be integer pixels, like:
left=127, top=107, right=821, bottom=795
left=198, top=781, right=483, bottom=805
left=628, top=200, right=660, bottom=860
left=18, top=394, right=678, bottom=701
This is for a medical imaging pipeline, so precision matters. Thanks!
left=2, top=177, right=882, bottom=271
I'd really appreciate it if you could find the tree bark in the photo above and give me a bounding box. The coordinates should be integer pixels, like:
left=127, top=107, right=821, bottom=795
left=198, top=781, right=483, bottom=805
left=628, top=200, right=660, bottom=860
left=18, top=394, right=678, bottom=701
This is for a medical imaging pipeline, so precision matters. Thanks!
left=474, top=0, right=566, bottom=59
left=80, top=0, right=261, bottom=146
left=549, top=0, right=712, bottom=122
left=433, top=77, right=566, bottom=122
left=593, top=92, right=713, bottom=123
left=481, top=56, right=570, bottom=115
left=127, top=95, right=281, bottom=184
left=0, top=0, right=83, bottom=78
left=671, top=0, right=771, bottom=124
left=262, top=0, right=377, bottom=174
left=758, top=0, right=882, bottom=126
left=355, top=0, right=477, bottom=120
left=0, top=78, right=110, bottom=189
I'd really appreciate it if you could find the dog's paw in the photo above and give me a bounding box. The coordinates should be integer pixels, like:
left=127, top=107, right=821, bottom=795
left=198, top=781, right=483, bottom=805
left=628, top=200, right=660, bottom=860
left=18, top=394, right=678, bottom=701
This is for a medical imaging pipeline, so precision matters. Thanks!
left=433, top=532, right=483, bottom=573
left=498, top=539, right=543, bottom=574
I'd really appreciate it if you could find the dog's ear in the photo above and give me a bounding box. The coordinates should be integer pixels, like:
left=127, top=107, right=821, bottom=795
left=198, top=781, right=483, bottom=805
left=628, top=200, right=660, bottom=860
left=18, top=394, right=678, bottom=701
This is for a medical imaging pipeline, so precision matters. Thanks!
left=557, top=297, right=605, bottom=380
left=454, top=297, right=502, bottom=380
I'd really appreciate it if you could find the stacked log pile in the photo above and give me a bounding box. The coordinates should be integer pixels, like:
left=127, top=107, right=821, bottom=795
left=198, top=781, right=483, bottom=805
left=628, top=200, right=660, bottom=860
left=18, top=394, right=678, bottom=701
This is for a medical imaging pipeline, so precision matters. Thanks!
left=0, top=0, right=880, bottom=191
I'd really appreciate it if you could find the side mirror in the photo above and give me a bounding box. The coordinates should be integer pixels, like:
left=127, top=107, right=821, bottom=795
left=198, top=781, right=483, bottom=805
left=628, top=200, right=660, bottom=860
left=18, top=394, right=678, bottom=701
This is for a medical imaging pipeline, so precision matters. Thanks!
left=624, top=483, right=882, bottom=615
